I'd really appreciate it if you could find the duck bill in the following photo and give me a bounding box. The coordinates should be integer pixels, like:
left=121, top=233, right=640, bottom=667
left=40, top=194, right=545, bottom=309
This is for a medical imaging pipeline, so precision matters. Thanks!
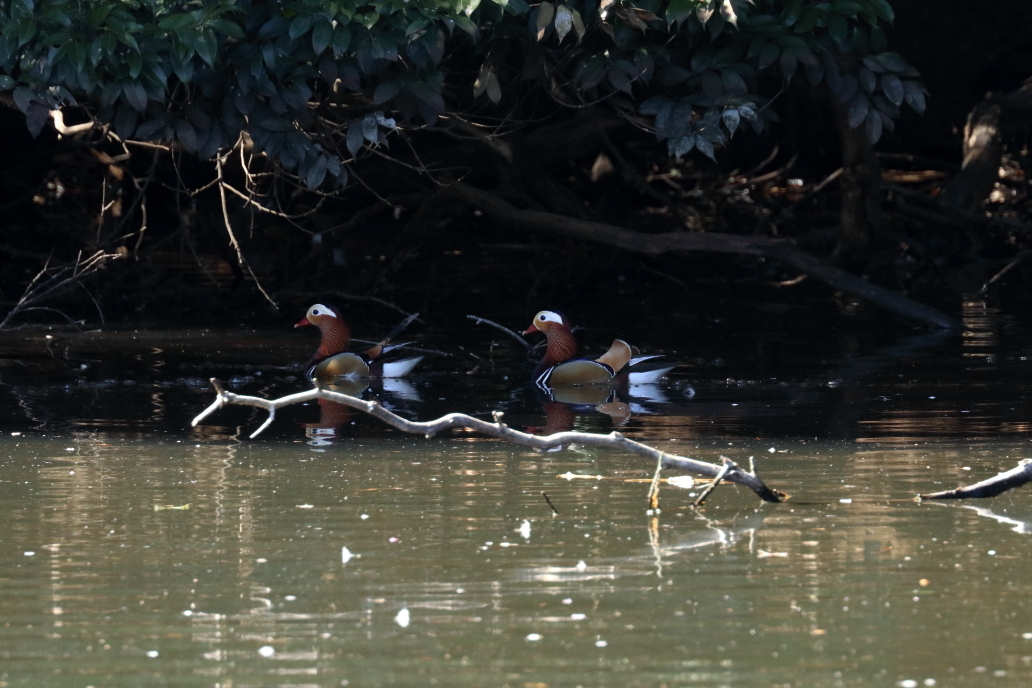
left=523, top=324, right=539, bottom=335
left=295, top=317, right=312, bottom=328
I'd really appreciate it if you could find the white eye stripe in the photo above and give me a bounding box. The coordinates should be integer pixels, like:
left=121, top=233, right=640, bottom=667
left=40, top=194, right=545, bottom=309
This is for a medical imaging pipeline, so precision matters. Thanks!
left=309, top=303, right=337, bottom=318
left=537, top=311, right=563, bottom=324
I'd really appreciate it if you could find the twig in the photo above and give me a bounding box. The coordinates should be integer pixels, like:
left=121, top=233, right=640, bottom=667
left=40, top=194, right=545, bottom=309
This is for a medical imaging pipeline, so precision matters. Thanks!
left=0, top=250, right=122, bottom=330
left=647, top=453, right=664, bottom=510
left=919, top=459, right=1032, bottom=500
left=467, top=314, right=533, bottom=351
left=192, top=380, right=786, bottom=503
left=691, top=457, right=734, bottom=508
left=215, top=156, right=279, bottom=310
left=795, top=167, right=843, bottom=202
left=542, top=492, right=560, bottom=515
left=980, top=250, right=1032, bottom=295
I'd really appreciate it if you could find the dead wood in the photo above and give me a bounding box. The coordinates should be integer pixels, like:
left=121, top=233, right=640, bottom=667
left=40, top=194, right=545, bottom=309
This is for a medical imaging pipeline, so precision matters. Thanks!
left=442, top=181, right=961, bottom=330
left=981, top=250, right=1032, bottom=294
left=919, top=459, right=1032, bottom=500
left=939, top=100, right=1003, bottom=212
left=191, top=379, right=787, bottom=503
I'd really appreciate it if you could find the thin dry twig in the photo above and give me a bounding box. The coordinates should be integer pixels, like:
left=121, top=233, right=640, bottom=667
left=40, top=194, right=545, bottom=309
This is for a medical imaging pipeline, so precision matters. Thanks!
left=981, top=250, right=1032, bottom=295
left=467, top=314, right=532, bottom=351
left=0, top=250, right=123, bottom=330
left=191, top=379, right=786, bottom=503
left=215, top=156, right=278, bottom=310
left=691, top=457, right=734, bottom=508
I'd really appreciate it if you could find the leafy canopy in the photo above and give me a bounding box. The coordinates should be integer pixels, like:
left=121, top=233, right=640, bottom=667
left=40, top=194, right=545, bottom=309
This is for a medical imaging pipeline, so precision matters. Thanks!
left=0, top=0, right=925, bottom=188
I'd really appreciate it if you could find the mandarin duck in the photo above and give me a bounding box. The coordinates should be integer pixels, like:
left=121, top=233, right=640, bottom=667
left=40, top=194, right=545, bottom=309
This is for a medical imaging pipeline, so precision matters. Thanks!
left=523, top=310, right=676, bottom=388
left=295, top=304, right=423, bottom=382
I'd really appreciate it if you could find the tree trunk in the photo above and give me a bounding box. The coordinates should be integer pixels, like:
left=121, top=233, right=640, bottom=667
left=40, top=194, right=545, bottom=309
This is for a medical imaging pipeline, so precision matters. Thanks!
left=835, top=102, right=882, bottom=256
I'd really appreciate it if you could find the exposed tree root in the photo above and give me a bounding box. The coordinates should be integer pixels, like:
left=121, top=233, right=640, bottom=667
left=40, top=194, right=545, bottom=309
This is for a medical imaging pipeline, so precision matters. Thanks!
left=919, top=459, right=1032, bottom=500
left=191, top=378, right=787, bottom=504
left=442, top=181, right=961, bottom=330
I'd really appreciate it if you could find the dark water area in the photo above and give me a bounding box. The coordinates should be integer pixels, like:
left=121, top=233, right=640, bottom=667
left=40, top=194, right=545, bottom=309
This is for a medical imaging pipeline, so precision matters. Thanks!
left=2, top=300, right=1032, bottom=686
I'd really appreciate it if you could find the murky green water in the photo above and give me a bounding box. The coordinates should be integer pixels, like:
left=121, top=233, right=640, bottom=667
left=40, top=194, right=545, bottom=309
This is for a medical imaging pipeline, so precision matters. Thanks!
left=2, top=302, right=1032, bottom=686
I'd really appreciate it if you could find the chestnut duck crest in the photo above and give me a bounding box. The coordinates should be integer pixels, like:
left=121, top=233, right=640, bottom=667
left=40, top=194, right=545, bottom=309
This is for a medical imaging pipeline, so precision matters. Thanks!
left=295, top=303, right=422, bottom=382
left=523, top=310, right=676, bottom=389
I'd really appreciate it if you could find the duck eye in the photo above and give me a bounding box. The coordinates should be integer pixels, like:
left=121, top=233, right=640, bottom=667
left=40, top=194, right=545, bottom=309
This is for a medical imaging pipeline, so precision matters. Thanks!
left=538, top=315, right=546, bottom=321
left=312, top=309, right=320, bottom=315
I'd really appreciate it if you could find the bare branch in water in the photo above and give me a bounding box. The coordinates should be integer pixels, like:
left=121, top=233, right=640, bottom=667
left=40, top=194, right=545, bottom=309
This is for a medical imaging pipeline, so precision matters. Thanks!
left=192, top=379, right=786, bottom=503
left=920, top=460, right=1032, bottom=500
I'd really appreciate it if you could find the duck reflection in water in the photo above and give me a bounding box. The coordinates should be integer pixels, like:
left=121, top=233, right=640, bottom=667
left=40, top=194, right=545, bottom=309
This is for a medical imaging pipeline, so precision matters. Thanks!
left=303, top=379, right=366, bottom=447
left=302, top=377, right=423, bottom=447
left=533, top=385, right=632, bottom=434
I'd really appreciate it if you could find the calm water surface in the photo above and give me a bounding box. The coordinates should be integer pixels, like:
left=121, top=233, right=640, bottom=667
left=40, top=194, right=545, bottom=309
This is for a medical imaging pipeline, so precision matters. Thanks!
left=1, top=302, right=1032, bottom=687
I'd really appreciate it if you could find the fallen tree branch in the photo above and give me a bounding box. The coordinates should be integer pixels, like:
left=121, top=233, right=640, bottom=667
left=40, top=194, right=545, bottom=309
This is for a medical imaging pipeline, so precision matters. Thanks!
left=192, top=379, right=786, bottom=503
left=919, top=459, right=1032, bottom=500
left=443, top=181, right=960, bottom=330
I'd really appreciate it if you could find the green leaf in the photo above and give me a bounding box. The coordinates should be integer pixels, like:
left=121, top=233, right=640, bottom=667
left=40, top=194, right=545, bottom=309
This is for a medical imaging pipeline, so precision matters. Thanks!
left=831, top=1, right=863, bottom=14
left=453, top=15, right=479, bottom=40
left=259, top=116, right=295, bottom=132
left=373, top=80, right=401, bottom=103
left=195, top=29, right=217, bottom=66
left=902, top=80, right=926, bottom=114
left=828, top=14, right=847, bottom=42
left=289, top=14, right=314, bottom=41
left=780, top=0, right=801, bottom=26
left=115, top=30, right=139, bottom=51
left=794, top=7, right=819, bottom=33
left=331, top=24, right=351, bottom=54
left=126, top=51, right=143, bottom=78
left=312, top=21, right=332, bottom=55
left=90, top=37, right=105, bottom=66
left=758, top=42, right=779, bottom=70
left=869, top=24, right=887, bottom=52
left=210, top=19, right=244, bottom=39
left=875, top=51, right=908, bottom=73
left=867, top=0, right=894, bottom=22
left=124, top=81, right=148, bottom=112
left=865, top=108, right=882, bottom=143
left=666, top=0, right=696, bottom=27
left=158, top=13, right=196, bottom=31
left=0, top=75, right=15, bottom=90
left=87, top=4, right=114, bottom=29
left=881, top=73, right=903, bottom=106
left=346, top=122, right=364, bottom=157
left=17, top=18, right=37, bottom=47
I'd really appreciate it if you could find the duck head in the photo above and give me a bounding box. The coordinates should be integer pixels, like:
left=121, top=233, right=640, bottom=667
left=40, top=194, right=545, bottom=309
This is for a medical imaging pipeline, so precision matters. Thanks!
left=296, top=303, right=351, bottom=359
left=524, top=310, right=576, bottom=365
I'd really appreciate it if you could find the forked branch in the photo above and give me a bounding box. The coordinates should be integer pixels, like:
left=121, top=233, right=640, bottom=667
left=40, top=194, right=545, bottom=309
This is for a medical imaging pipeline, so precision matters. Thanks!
left=192, top=379, right=786, bottom=503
